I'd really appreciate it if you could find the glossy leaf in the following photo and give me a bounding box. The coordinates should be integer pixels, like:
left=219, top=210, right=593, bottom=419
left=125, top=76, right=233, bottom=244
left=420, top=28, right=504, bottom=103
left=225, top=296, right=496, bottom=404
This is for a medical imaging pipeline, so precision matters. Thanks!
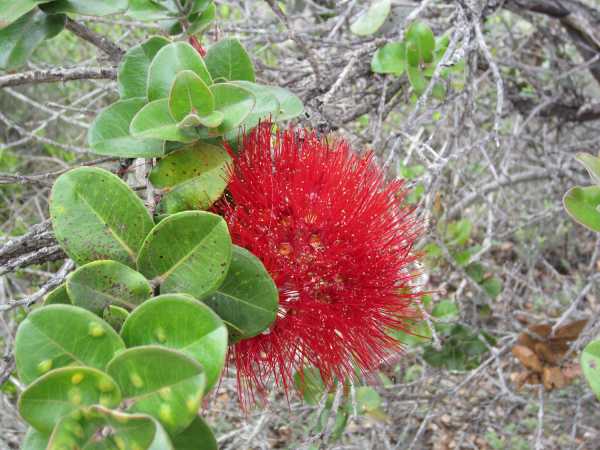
left=88, top=98, right=165, bottom=158
left=151, top=143, right=231, bottom=214
left=172, top=416, right=218, bottom=450
left=229, top=81, right=279, bottom=128
left=106, top=346, right=206, bottom=435
left=407, top=66, right=427, bottom=95
left=202, top=245, right=278, bottom=342
left=371, top=42, right=406, bottom=75
left=118, top=36, right=171, bottom=99
left=0, top=0, right=53, bottom=28
left=187, top=3, right=216, bottom=34
left=50, top=167, right=154, bottom=267
left=47, top=405, right=173, bottom=450
left=210, top=83, right=255, bottom=133
left=15, top=305, right=125, bottom=385
left=67, top=260, right=152, bottom=314
left=147, top=42, right=212, bottom=101
left=121, top=294, right=228, bottom=391
left=130, top=99, right=199, bottom=143
left=405, top=21, right=435, bottom=63
left=576, top=152, right=600, bottom=184
left=103, top=305, right=129, bottom=332
left=42, top=283, right=71, bottom=306
left=564, top=185, right=600, bottom=232
left=40, top=0, right=127, bottom=15
left=21, top=428, right=49, bottom=450
left=205, top=38, right=255, bottom=82
left=137, top=211, right=232, bottom=297
left=0, top=10, right=65, bottom=70
left=582, top=340, right=600, bottom=400
left=127, top=0, right=177, bottom=20
left=350, top=0, right=391, bottom=36
left=169, top=70, right=214, bottom=121
left=267, top=85, right=304, bottom=121
left=18, top=367, right=121, bottom=433
left=178, top=110, right=224, bottom=129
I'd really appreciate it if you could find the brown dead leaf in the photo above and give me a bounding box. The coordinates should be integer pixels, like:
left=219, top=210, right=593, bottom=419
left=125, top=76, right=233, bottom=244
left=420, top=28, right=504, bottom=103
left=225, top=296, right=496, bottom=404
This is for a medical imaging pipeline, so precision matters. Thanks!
left=552, top=319, right=587, bottom=341
left=542, top=366, right=566, bottom=390
left=512, top=345, right=543, bottom=372
left=533, top=341, right=568, bottom=365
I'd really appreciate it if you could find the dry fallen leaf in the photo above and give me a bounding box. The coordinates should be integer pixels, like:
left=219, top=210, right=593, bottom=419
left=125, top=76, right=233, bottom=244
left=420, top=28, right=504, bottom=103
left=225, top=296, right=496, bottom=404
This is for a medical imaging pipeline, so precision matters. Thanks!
left=512, top=345, right=543, bottom=373
left=542, top=366, right=566, bottom=390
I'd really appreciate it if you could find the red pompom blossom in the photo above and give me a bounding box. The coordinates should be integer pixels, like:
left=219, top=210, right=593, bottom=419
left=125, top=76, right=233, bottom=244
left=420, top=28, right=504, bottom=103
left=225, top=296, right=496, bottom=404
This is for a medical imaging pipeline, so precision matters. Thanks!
left=221, top=123, right=423, bottom=404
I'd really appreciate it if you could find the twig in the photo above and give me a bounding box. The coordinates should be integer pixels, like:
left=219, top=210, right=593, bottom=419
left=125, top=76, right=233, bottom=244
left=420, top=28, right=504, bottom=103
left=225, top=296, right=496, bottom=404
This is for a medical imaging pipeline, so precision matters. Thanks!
left=0, top=67, right=116, bottom=89
left=65, top=18, right=125, bottom=63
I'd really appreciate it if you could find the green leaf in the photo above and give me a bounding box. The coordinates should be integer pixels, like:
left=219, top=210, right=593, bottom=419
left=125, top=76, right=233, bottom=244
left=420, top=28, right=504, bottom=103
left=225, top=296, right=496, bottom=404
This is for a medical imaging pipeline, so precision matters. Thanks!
left=42, top=283, right=71, bottom=306
left=137, top=211, right=232, bottom=298
left=205, top=38, right=255, bottom=82
left=576, top=152, right=600, bottom=185
left=147, top=42, right=212, bottom=101
left=229, top=81, right=280, bottom=128
left=89, top=98, right=165, bottom=158
left=406, top=21, right=435, bottom=63
left=127, top=0, right=178, bottom=21
left=390, top=321, right=431, bottom=347
left=14, top=305, right=125, bottom=385
left=103, top=305, right=129, bottom=332
left=481, top=276, right=502, bottom=299
left=202, top=245, right=278, bottom=342
left=119, top=36, right=171, bottom=99
left=350, top=0, right=391, bottom=36
left=150, top=143, right=232, bottom=214
left=582, top=340, right=600, bottom=400
left=40, top=0, right=127, bottom=15
left=169, top=70, right=215, bottom=121
left=294, top=367, right=325, bottom=405
left=371, top=42, right=406, bottom=75
left=121, top=294, right=227, bottom=391
left=47, top=405, right=173, bottom=450
left=67, top=260, right=152, bottom=314
left=21, top=428, right=49, bottom=450
left=445, top=219, right=472, bottom=246
left=178, top=110, right=224, bottom=129
left=106, top=346, right=206, bottom=435
left=50, top=167, right=154, bottom=267
left=431, top=299, right=458, bottom=319
left=233, top=81, right=303, bottom=122
left=18, top=367, right=121, bottom=433
left=172, top=416, right=218, bottom=450
left=0, top=10, right=65, bottom=70
left=0, top=0, right=53, bottom=28
left=187, top=3, right=216, bottom=34
left=407, top=66, right=427, bottom=95
left=210, top=83, right=255, bottom=134
left=130, top=98, right=199, bottom=142
left=564, top=185, right=600, bottom=232
left=355, top=386, right=382, bottom=412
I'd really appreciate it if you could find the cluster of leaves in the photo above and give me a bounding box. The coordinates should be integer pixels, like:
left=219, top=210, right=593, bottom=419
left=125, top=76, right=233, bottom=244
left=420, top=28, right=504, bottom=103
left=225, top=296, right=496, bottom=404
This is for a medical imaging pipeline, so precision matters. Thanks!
left=14, top=166, right=280, bottom=448
left=90, top=36, right=302, bottom=159
left=371, top=21, right=460, bottom=98
left=563, top=152, right=600, bottom=403
left=0, top=0, right=218, bottom=70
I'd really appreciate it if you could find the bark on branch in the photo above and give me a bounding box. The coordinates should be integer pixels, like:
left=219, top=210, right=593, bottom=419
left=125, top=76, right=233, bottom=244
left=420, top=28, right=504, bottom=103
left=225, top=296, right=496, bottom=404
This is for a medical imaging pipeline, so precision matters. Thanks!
left=0, top=67, right=117, bottom=88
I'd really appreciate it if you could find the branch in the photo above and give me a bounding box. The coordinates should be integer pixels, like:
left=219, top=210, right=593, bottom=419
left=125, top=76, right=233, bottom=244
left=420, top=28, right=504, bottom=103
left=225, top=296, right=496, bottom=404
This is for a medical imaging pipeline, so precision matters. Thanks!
left=0, top=67, right=116, bottom=88
left=65, top=18, right=125, bottom=63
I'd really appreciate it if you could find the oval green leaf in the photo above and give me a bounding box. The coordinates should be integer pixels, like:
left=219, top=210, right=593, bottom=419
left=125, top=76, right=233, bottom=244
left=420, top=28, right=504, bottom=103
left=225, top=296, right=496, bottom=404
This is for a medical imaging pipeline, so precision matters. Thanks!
left=40, top=0, right=127, bottom=15
left=169, top=70, right=215, bottom=121
left=147, top=42, right=212, bottom=101
left=229, top=81, right=280, bottom=129
left=89, top=98, right=165, bottom=158
left=119, top=36, right=171, bottom=99
left=406, top=21, right=435, bottom=63
left=130, top=98, right=200, bottom=143
left=202, top=245, right=278, bottom=342
left=371, top=42, right=406, bottom=75
left=350, top=0, right=391, bottom=36
left=15, top=305, right=125, bottom=385
left=576, top=152, right=600, bottom=185
left=204, top=38, right=255, bottom=82
left=0, top=10, right=65, bottom=70
left=137, top=211, right=232, bottom=298
left=48, top=405, right=173, bottom=450
left=172, top=416, right=218, bottom=450
left=121, top=294, right=227, bottom=391
left=19, top=367, right=121, bottom=433
left=564, top=185, right=600, bottom=232
left=50, top=167, right=154, bottom=267
left=106, top=346, right=206, bottom=435
left=0, top=0, right=54, bottom=28
left=103, top=305, right=129, bottom=332
left=42, top=283, right=71, bottom=306
left=210, top=83, right=255, bottom=134
left=178, top=110, right=224, bottom=129
left=582, top=340, right=600, bottom=400
left=21, top=428, right=49, bottom=450
left=67, top=260, right=152, bottom=314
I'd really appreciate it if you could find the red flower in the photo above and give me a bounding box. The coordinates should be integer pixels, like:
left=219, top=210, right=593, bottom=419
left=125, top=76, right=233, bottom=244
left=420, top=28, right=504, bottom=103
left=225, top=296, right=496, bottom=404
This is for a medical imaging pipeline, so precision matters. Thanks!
left=222, top=123, right=423, bottom=404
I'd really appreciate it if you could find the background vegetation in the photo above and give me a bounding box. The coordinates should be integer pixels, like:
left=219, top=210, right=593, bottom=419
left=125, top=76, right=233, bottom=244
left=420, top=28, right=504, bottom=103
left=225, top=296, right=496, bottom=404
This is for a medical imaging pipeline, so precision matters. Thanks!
left=2, top=0, right=600, bottom=448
